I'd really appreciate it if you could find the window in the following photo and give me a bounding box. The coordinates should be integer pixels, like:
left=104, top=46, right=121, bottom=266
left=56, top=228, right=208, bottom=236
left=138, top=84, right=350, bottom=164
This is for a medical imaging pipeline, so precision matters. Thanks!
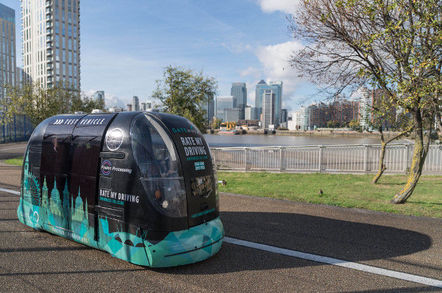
left=131, top=114, right=178, bottom=178
left=130, top=114, right=186, bottom=217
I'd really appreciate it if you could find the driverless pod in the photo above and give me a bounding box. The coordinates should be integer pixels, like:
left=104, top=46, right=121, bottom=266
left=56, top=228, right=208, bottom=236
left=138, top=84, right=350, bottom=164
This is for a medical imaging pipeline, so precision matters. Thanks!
left=17, top=112, right=224, bottom=267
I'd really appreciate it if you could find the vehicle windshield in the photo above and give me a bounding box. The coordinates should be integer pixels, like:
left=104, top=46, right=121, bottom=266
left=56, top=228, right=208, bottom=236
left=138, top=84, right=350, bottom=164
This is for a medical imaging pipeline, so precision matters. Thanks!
left=130, top=114, right=179, bottom=178
left=130, top=114, right=186, bottom=218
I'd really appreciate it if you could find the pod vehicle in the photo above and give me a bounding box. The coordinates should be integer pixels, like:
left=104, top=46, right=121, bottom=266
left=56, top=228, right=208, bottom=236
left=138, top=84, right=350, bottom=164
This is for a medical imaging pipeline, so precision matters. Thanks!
left=17, top=112, right=224, bottom=267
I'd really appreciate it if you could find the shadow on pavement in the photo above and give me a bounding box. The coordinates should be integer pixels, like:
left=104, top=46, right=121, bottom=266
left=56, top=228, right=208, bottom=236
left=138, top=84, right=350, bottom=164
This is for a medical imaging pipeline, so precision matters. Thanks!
left=220, top=211, right=432, bottom=262
left=161, top=211, right=432, bottom=274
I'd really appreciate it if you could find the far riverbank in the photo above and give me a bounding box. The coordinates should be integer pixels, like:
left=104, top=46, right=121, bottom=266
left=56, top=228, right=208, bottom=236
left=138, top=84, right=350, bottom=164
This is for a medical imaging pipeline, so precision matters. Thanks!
left=211, top=128, right=411, bottom=139
left=205, top=130, right=411, bottom=147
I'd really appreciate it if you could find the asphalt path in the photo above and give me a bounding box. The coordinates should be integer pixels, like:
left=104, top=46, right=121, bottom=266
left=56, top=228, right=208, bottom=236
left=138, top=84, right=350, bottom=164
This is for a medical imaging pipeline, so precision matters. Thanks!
left=0, top=142, right=27, bottom=161
left=0, top=187, right=441, bottom=292
left=0, top=143, right=441, bottom=292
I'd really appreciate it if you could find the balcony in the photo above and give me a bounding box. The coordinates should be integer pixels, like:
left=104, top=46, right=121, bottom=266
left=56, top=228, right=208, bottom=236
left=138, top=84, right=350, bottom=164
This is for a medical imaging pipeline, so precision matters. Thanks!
left=46, top=49, right=53, bottom=57
left=46, top=21, right=53, bottom=29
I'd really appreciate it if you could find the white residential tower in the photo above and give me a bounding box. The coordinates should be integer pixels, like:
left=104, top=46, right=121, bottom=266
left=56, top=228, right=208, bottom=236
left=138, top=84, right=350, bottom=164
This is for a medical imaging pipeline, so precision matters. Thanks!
left=21, top=0, right=80, bottom=90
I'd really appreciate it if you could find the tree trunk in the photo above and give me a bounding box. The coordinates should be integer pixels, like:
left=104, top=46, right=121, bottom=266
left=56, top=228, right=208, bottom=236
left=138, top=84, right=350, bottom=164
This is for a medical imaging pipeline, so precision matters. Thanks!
left=372, top=125, right=413, bottom=184
left=392, top=111, right=428, bottom=204
left=372, top=141, right=387, bottom=184
left=435, top=108, right=442, bottom=140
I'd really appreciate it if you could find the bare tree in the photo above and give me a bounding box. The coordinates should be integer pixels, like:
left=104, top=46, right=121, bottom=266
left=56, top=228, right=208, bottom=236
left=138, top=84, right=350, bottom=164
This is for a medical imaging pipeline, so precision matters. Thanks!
left=289, top=0, right=441, bottom=203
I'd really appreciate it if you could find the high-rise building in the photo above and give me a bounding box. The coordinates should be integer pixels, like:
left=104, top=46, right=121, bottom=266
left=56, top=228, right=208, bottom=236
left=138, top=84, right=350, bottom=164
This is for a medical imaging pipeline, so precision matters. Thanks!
left=357, top=87, right=372, bottom=130
left=245, top=106, right=257, bottom=120
left=255, top=80, right=266, bottom=117
left=231, top=82, right=247, bottom=119
left=201, top=94, right=215, bottom=126
left=307, top=102, right=330, bottom=130
left=224, top=108, right=241, bottom=122
left=15, top=67, right=29, bottom=88
left=255, top=80, right=283, bottom=126
left=329, top=99, right=359, bottom=125
left=0, top=3, right=16, bottom=99
left=132, top=96, right=140, bottom=111
left=92, top=90, right=105, bottom=107
left=269, top=81, right=283, bottom=125
left=289, top=107, right=308, bottom=131
left=280, top=108, right=288, bottom=125
left=141, top=101, right=152, bottom=111
left=216, top=96, right=235, bottom=120
left=22, top=0, right=80, bottom=90
left=261, top=90, right=275, bottom=129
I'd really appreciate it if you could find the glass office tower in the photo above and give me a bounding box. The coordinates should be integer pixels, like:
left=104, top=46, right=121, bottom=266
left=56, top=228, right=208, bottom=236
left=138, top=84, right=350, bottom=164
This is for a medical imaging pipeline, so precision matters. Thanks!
left=0, top=3, right=16, bottom=99
left=231, top=82, right=247, bottom=120
left=255, top=80, right=283, bottom=126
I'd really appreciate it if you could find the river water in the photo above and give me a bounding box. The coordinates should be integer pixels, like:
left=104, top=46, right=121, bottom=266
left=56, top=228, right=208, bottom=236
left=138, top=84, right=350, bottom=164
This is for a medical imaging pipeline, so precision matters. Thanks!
left=204, top=134, right=384, bottom=147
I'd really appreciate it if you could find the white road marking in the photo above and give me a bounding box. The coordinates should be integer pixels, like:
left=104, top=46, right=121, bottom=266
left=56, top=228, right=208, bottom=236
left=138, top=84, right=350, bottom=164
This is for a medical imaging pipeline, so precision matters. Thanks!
left=0, top=187, right=20, bottom=195
left=0, top=146, right=25, bottom=152
left=1, top=185, right=440, bottom=288
left=224, top=237, right=442, bottom=288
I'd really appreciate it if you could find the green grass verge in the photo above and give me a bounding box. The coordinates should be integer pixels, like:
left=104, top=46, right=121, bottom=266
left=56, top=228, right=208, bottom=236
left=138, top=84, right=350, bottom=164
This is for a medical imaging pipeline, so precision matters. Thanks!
left=3, top=156, right=23, bottom=166
left=3, top=158, right=440, bottom=218
left=218, top=172, right=442, bottom=218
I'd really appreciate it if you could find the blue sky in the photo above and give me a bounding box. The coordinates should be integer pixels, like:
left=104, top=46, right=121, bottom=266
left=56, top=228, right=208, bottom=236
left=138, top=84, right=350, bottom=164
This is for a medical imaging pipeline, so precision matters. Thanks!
left=3, top=0, right=318, bottom=111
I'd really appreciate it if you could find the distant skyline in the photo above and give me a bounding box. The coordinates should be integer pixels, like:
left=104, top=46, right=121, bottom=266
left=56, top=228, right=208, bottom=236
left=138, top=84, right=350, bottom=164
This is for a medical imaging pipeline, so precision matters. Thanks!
left=2, top=0, right=318, bottom=111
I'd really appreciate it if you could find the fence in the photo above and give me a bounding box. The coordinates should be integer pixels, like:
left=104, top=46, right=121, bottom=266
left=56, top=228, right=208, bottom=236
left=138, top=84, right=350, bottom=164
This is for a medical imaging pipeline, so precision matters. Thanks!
left=211, top=144, right=442, bottom=175
left=0, top=114, right=34, bottom=143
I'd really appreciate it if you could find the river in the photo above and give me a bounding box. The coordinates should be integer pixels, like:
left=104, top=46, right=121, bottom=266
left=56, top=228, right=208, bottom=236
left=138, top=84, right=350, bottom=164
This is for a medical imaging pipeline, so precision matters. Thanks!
left=204, top=134, right=385, bottom=147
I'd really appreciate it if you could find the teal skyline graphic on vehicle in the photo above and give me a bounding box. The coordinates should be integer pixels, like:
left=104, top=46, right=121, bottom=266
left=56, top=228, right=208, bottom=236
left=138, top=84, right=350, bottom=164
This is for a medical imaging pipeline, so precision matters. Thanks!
left=18, top=152, right=223, bottom=267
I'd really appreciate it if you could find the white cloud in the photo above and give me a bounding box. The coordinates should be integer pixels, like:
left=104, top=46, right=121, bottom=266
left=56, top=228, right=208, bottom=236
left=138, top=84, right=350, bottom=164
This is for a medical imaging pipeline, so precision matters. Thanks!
left=105, top=95, right=127, bottom=108
left=83, top=88, right=126, bottom=108
left=241, top=40, right=306, bottom=108
left=240, top=66, right=261, bottom=79
left=255, top=41, right=303, bottom=83
left=257, top=0, right=301, bottom=14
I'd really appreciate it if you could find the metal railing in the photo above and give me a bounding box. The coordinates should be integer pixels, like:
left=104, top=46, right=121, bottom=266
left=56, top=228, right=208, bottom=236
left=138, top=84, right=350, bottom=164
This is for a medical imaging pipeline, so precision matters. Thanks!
left=1, top=114, right=34, bottom=143
left=211, top=144, right=442, bottom=175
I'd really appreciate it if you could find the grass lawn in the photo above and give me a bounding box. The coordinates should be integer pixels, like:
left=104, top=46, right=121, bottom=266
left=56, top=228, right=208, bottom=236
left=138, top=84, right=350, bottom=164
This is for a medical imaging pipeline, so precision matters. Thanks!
left=4, top=157, right=440, bottom=218
left=3, top=156, right=23, bottom=166
left=218, top=172, right=442, bottom=218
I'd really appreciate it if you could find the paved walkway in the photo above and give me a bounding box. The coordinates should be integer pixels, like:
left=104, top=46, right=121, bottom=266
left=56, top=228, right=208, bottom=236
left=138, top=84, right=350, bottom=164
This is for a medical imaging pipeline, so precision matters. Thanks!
left=0, top=142, right=26, bottom=189
left=0, top=142, right=27, bottom=161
